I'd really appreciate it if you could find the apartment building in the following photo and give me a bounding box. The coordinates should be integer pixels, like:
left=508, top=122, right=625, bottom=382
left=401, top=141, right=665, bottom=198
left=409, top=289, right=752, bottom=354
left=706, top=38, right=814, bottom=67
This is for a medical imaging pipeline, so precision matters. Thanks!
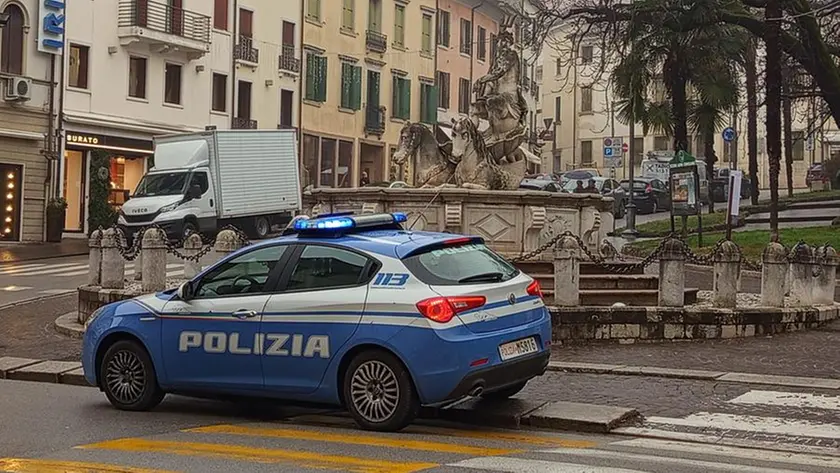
left=60, top=0, right=302, bottom=235
left=541, top=31, right=826, bottom=187
left=300, top=0, right=437, bottom=189
left=0, top=0, right=59, bottom=242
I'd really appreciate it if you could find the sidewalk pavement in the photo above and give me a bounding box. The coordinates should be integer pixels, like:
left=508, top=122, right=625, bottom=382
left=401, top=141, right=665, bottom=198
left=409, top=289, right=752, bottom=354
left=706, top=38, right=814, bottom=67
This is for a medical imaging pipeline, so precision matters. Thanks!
left=0, top=239, right=89, bottom=263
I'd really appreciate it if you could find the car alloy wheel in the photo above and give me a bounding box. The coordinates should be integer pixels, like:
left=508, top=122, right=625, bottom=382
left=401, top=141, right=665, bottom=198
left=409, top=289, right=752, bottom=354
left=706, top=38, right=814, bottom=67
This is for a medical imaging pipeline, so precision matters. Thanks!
left=350, top=360, right=400, bottom=423
left=104, top=350, right=146, bottom=405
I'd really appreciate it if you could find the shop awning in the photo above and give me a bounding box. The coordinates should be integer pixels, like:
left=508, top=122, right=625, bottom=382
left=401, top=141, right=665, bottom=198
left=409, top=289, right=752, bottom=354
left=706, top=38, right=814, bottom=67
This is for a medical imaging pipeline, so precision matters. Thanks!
left=437, top=125, right=541, bottom=165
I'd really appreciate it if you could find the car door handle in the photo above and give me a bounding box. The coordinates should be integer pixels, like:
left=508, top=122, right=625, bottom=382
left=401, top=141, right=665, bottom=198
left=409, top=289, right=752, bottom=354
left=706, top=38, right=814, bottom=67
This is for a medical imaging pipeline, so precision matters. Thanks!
left=232, top=309, right=258, bottom=319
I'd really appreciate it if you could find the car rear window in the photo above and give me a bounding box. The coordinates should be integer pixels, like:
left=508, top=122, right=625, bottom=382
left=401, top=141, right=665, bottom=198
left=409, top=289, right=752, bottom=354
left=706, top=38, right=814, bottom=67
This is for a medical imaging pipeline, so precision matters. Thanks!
left=403, top=242, right=520, bottom=285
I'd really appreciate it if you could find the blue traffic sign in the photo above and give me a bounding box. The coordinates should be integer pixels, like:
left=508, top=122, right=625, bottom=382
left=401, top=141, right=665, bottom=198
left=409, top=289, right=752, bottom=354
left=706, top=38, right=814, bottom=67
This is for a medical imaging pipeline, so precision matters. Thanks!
left=722, top=127, right=736, bottom=142
left=604, top=147, right=614, bottom=156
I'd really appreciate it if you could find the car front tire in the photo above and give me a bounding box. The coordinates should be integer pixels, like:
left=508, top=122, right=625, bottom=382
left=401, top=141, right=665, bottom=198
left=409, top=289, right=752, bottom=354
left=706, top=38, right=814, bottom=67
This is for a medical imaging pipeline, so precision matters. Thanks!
left=100, top=340, right=165, bottom=411
left=481, top=381, right=527, bottom=400
left=343, top=350, right=419, bottom=432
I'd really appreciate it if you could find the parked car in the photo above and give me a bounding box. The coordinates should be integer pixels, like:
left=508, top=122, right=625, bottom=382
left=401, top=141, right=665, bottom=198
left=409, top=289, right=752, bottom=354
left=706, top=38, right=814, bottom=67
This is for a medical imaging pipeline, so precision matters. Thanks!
left=562, top=177, right=627, bottom=218
left=620, top=178, right=671, bottom=214
left=711, top=168, right=755, bottom=202
left=806, top=163, right=828, bottom=187
left=519, top=176, right=562, bottom=192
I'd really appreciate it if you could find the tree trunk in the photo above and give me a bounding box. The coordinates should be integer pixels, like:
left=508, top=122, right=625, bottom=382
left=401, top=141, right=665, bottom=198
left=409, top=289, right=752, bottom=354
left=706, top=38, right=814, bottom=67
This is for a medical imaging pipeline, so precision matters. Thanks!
left=745, top=41, right=760, bottom=205
left=670, top=73, right=689, bottom=152
left=765, top=0, right=783, bottom=237
left=782, top=81, right=795, bottom=197
left=704, top=130, right=716, bottom=213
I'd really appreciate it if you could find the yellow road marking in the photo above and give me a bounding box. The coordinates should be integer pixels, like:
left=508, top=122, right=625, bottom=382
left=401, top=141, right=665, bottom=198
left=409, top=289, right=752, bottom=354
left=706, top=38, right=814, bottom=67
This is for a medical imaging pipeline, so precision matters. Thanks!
left=185, top=424, right=520, bottom=456
left=0, top=458, right=177, bottom=473
left=289, top=414, right=599, bottom=448
left=78, top=438, right=437, bottom=473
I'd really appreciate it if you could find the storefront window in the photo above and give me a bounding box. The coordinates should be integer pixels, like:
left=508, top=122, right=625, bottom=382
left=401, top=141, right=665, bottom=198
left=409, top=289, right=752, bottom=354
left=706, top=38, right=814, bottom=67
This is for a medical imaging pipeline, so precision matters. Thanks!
left=0, top=164, right=23, bottom=241
left=360, top=143, right=384, bottom=184
left=63, top=150, right=86, bottom=232
left=108, top=156, right=146, bottom=209
left=320, top=139, right=337, bottom=187
left=302, top=134, right=319, bottom=190
left=338, top=140, right=352, bottom=188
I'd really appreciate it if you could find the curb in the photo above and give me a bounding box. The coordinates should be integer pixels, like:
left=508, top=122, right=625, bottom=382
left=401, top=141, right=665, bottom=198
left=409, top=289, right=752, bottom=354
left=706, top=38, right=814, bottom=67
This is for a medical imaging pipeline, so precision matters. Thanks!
left=54, top=312, right=84, bottom=339
left=547, top=361, right=840, bottom=390
left=0, top=250, right=89, bottom=264
left=0, top=355, right=640, bottom=435
left=0, top=291, right=76, bottom=312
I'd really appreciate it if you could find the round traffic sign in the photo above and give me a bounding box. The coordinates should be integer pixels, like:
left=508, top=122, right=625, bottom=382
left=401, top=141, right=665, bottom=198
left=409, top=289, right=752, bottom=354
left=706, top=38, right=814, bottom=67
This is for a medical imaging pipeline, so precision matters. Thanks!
left=622, top=142, right=629, bottom=152
left=603, top=138, right=613, bottom=147
left=722, top=127, right=736, bottom=142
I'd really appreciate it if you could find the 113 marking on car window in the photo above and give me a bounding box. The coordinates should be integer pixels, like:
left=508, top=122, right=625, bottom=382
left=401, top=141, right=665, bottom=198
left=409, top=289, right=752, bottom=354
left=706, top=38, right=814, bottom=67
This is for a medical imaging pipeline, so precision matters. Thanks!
left=372, top=272, right=410, bottom=287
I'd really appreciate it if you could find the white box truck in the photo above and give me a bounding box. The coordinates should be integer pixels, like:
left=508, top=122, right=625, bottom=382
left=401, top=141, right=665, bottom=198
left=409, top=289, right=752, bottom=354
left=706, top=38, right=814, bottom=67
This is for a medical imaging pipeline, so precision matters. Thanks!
left=117, top=129, right=301, bottom=241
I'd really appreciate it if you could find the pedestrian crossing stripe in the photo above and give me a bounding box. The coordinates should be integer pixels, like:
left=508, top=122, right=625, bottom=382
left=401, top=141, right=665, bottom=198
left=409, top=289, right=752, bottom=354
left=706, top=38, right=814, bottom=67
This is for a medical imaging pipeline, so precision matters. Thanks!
left=0, top=458, right=173, bottom=473
left=729, top=390, right=840, bottom=411
left=643, top=412, right=840, bottom=440
left=0, top=262, right=189, bottom=278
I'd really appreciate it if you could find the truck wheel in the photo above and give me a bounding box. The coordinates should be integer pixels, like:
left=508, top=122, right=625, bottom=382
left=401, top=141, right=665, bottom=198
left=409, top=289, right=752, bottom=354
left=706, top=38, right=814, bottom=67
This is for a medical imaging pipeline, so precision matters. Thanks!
left=343, top=350, right=419, bottom=432
left=182, top=221, right=198, bottom=241
left=100, top=340, right=165, bottom=411
left=254, top=216, right=270, bottom=239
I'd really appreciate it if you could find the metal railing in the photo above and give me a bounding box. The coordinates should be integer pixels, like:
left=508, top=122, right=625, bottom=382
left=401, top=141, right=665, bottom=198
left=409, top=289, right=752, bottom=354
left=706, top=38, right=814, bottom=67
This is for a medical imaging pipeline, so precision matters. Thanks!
left=232, top=117, right=257, bottom=129
left=279, top=44, right=300, bottom=73
left=234, top=35, right=260, bottom=64
left=365, top=30, right=387, bottom=53
left=365, top=105, right=386, bottom=135
left=117, top=0, right=211, bottom=43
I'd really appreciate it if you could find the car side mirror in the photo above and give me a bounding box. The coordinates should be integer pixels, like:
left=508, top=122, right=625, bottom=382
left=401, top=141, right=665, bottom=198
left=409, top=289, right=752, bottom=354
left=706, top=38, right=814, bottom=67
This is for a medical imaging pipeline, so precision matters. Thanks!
left=177, top=281, right=194, bottom=301
left=187, top=184, right=202, bottom=200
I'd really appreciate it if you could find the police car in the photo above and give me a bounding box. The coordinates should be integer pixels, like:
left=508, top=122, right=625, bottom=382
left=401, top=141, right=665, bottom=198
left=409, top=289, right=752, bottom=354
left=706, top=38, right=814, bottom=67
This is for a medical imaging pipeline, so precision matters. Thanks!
left=81, top=212, right=551, bottom=432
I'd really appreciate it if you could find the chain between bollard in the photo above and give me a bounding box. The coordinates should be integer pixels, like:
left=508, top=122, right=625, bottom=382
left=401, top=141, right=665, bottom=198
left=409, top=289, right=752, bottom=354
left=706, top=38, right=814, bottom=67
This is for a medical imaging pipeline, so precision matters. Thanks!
left=108, top=223, right=251, bottom=263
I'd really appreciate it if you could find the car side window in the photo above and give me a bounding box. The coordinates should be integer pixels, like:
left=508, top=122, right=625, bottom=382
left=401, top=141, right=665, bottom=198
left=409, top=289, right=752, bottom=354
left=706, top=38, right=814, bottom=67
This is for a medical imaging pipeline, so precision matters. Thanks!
left=193, top=245, right=288, bottom=298
left=603, top=180, right=612, bottom=191
left=286, top=245, right=370, bottom=292
left=190, top=172, right=209, bottom=195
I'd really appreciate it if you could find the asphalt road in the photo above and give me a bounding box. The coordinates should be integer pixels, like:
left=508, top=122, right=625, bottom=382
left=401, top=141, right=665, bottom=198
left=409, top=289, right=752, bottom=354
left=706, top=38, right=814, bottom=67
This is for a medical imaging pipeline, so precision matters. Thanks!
left=2, top=379, right=838, bottom=473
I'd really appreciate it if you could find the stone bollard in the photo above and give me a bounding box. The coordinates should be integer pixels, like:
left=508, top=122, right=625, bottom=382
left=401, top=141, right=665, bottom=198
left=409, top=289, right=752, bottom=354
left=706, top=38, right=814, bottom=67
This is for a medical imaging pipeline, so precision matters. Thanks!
left=214, top=228, right=243, bottom=262
left=789, top=243, right=814, bottom=306
left=183, top=233, right=204, bottom=279
left=88, top=229, right=102, bottom=286
left=713, top=240, right=741, bottom=309
left=658, top=238, right=686, bottom=307
left=761, top=242, right=788, bottom=307
left=100, top=228, right=126, bottom=289
left=553, top=235, right=579, bottom=306
left=815, top=246, right=838, bottom=304
left=141, top=228, right=168, bottom=293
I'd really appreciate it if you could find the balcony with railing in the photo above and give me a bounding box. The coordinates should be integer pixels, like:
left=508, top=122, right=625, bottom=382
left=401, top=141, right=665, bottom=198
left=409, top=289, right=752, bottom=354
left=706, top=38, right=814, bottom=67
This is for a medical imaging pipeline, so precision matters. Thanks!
left=117, top=0, right=211, bottom=59
left=234, top=35, right=260, bottom=65
left=232, top=117, right=258, bottom=129
left=364, top=105, right=386, bottom=136
left=365, top=30, right=387, bottom=54
left=278, top=44, right=300, bottom=74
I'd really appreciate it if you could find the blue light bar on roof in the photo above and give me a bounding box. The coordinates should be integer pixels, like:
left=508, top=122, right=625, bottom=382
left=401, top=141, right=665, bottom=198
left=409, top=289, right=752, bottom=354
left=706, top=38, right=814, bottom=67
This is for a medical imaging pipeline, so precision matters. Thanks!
left=293, top=212, right=407, bottom=232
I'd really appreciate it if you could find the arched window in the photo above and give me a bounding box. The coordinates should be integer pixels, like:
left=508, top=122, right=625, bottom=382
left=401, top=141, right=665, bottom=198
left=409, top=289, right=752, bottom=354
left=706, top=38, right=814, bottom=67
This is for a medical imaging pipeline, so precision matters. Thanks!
left=1, top=4, right=25, bottom=75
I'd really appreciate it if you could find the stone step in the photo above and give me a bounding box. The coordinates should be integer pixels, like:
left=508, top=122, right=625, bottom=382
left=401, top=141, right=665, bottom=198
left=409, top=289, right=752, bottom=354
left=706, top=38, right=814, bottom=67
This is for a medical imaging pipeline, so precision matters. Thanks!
left=543, top=288, right=699, bottom=306
left=515, top=260, right=645, bottom=276
left=530, top=273, right=660, bottom=290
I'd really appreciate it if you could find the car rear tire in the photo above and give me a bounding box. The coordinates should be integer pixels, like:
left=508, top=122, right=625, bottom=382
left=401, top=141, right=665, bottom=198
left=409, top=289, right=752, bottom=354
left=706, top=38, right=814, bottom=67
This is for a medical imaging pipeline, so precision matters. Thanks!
left=343, top=350, right=419, bottom=432
left=481, top=381, right=527, bottom=400
left=100, top=340, right=165, bottom=411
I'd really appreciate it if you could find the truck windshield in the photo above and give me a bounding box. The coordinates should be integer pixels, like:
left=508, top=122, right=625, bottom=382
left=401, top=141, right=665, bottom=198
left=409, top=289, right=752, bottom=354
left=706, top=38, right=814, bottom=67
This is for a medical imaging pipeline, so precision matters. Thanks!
left=133, top=172, right=189, bottom=197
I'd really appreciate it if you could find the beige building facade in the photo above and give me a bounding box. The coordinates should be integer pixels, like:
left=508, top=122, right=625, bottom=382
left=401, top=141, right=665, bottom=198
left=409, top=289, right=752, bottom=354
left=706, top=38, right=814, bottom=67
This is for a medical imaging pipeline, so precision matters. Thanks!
left=0, top=0, right=58, bottom=242
left=300, top=0, right=437, bottom=189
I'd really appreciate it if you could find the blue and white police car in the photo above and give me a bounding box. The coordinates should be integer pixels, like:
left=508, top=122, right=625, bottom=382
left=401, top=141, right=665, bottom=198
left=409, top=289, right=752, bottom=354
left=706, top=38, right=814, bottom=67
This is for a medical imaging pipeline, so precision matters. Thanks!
left=81, top=212, right=551, bottom=431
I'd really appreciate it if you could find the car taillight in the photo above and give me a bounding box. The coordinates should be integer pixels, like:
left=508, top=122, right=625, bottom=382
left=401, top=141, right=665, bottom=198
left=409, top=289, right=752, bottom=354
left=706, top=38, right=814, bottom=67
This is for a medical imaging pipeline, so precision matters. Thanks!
left=416, top=296, right=486, bottom=323
left=526, top=280, right=543, bottom=299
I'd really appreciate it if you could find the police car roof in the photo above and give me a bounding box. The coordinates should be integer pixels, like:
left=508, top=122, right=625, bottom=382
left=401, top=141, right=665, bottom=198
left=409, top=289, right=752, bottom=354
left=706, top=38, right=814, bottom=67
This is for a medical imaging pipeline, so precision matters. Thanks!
left=250, top=229, right=481, bottom=259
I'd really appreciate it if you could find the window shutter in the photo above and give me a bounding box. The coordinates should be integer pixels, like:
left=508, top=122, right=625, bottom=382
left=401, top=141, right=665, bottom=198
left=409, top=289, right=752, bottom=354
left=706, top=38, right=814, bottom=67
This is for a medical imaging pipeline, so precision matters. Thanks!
left=342, top=0, right=354, bottom=29
left=402, top=79, right=411, bottom=119
left=369, top=71, right=380, bottom=108
left=392, top=77, right=399, bottom=117
left=341, top=63, right=351, bottom=108
left=305, top=54, right=315, bottom=100
left=351, top=66, right=362, bottom=110
left=316, top=56, right=328, bottom=102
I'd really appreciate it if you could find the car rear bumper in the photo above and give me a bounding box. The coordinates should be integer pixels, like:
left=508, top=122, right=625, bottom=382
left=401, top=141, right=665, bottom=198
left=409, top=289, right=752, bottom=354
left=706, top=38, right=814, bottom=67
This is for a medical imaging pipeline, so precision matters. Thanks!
left=436, top=350, right=550, bottom=405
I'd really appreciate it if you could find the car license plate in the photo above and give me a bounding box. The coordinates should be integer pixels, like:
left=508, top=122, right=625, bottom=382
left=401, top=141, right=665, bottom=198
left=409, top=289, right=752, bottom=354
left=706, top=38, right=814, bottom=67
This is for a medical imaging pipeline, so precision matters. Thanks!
left=498, top=337, right=539, bottom=361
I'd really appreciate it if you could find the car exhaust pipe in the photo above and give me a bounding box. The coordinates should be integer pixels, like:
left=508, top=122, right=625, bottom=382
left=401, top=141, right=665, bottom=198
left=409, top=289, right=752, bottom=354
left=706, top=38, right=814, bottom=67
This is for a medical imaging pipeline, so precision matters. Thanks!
left=468, top=384, right=484, bottom=397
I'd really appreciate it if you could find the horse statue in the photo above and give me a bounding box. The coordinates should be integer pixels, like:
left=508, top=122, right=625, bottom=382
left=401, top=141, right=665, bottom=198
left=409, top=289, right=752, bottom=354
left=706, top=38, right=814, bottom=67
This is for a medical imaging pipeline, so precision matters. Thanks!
left=471, top=17, right=529, bottom=162
left=391, top=123, right=456, bottom=188
left=449, top=116, right=526, bottom=190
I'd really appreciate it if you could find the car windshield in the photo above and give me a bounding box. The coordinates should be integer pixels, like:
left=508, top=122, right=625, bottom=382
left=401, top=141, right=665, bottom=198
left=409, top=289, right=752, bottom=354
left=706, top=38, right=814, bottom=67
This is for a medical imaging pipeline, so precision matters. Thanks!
left=620, top=180, right=650, bottom=191
left=562, top=179, right=602, bottom=192
left=133, top=172, right=189, bottom=197
left=404, top=242, right=519, bottom=285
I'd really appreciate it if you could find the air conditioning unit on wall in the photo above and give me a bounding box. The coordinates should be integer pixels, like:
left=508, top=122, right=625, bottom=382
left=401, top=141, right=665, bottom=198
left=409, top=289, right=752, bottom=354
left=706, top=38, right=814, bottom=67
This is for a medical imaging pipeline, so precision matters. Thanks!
left=4, top=77, right=32, bottom=102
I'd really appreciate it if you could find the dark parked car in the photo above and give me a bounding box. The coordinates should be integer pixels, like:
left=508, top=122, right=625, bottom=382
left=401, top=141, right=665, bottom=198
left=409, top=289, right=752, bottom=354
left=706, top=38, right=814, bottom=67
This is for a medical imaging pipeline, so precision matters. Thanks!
left=620, top=178, right=670, bottom=214
left=562, top=177, right=627, bottom=218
